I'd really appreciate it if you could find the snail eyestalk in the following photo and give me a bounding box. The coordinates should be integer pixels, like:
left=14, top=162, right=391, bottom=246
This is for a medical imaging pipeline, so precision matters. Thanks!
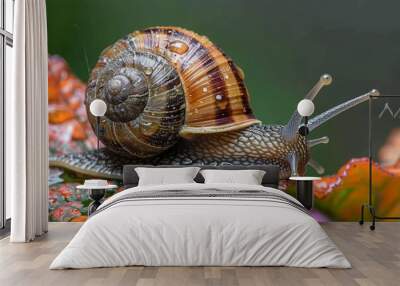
left=307, top=158, right=325, bottom=175
left=308, top=136, right=330, bottom=148
left=282, top=74, right=332, bottom=142
left=306, top=74, right=332, bottom=101
left=308, top=89, right=380, bottom=132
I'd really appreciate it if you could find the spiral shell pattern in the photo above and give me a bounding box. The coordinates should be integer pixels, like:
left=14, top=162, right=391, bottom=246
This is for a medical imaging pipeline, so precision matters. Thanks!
left=86, top=26, right=260, bottom=158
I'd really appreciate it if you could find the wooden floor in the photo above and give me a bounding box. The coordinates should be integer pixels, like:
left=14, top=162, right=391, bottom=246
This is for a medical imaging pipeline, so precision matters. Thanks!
left=0, top=222, right=399, bottom=286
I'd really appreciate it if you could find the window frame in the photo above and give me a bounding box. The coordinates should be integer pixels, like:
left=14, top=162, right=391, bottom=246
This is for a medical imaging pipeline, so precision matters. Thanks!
left=0, top=0, right=13, bottom=234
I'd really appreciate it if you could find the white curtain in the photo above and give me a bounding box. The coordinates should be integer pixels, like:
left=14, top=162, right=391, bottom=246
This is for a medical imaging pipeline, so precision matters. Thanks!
left=6, top=0, right=49, bottom=242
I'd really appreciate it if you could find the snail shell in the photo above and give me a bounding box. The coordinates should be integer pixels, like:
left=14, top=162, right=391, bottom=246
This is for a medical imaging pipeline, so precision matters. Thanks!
left=86, top=26, right=260, bottom=158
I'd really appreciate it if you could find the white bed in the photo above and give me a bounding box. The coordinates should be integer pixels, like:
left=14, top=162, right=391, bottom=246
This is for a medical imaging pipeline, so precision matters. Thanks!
left=50, top=183, right=350, bottom=269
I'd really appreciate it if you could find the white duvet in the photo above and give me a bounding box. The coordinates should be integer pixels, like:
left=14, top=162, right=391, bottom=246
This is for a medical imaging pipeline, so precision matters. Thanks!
left=50, top=183, right=350, bottom=269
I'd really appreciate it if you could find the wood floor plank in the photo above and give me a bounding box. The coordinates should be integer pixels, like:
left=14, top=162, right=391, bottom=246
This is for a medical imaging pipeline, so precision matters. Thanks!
left=0, top=222, right=399, bottom=286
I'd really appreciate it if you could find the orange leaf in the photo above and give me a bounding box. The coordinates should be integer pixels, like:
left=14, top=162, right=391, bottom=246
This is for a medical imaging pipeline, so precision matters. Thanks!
left=49, top=109, right=75, bottom=124
left=72, top=122, right=87, bottom=140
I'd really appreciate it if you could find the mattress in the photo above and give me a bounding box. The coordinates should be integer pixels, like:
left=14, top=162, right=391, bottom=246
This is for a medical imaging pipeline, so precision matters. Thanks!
left=50, top=183, right=350, bottom=269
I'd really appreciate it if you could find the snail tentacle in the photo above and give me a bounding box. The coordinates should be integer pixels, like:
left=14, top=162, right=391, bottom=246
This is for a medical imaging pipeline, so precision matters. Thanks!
left=282, top=74, right=332, bottom=142
left=307, top=158, right=325, bottom=175
left=308, top=136, right=329, bottom=148
left=308, top=89, right=380, bottom=132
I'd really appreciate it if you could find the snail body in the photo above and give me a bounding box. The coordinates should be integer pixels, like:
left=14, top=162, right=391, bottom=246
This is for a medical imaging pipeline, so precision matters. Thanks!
left=80, top=26, right=378, bottom=179
left=155, top=125, right=308, bottom=179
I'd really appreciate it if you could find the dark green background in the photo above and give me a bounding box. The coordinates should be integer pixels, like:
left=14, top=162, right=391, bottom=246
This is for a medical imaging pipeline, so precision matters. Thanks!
left=47, top=0, right=400, bottom=174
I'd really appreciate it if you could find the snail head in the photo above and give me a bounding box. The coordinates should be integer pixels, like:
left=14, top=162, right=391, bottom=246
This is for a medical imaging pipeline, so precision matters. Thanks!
left=280, top=74, right=379, bottom=176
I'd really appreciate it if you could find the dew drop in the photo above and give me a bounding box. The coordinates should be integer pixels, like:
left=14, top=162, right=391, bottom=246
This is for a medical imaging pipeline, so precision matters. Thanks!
left=144, top=67, right=153, bottom=76
left=202, top=87, right=208, bottom=93
left=224, top=74, right=229, bottom=79
left=215, top=94, right=223, bottom=101
left=168, top=41, right=189, bottom=55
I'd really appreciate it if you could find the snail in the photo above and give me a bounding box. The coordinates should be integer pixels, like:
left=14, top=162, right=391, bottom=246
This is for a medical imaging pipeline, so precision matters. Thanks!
left=51, top=26, right=380, bottom=180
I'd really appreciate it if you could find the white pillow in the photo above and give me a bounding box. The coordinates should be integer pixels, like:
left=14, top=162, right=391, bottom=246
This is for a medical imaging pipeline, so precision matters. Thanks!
left=135, top=167, right=200, bottom=186
left=200, top=169, right=266, bottom=185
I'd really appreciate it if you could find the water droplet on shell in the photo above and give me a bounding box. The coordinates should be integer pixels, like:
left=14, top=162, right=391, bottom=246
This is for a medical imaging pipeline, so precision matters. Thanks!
left=168, top=41, right=189, bottom=55
left=202, top=87, right=208, bottom=93
left=144, top=67, right=153, bottom=76
left=224, top=74, right=229, bottom=79
left=215, top=94, right=223, bottom=101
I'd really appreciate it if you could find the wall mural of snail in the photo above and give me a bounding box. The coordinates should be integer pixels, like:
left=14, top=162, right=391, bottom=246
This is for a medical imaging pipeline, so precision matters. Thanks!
left=46, top=2, right=400, bottom=222
left=51, top=26, right=378, bottom=180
